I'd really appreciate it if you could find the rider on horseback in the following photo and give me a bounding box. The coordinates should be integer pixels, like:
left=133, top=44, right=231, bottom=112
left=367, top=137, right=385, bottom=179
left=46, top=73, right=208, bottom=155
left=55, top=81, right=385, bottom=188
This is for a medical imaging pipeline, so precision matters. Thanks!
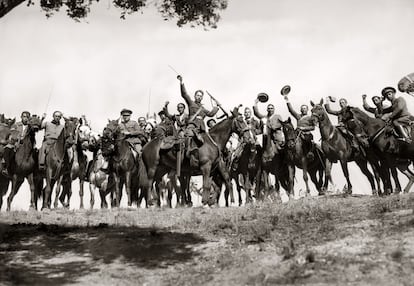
left=324, top=97, right=367, bottom=154
left=119, top=108, right=147, bottom=156
left=283, top=95, right=317, bottom=159
left=177, top=75, right=219, bottom=166
left=163, top=102, right=188, bottom=138
left=362, top=94, right=390, bottom=119
left=38, top=111, right=63, bottom=170
left=1, top=111, right=31, bottom=177
left=381, top=86, right=413, bottom=143
left=232, top=107, right=262, bottom=171
left=253, top=98, right=284, bottom=151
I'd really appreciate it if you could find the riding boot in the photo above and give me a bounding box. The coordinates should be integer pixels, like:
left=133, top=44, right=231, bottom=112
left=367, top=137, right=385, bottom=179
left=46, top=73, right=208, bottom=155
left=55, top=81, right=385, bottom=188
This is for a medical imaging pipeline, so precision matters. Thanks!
left=396, top=125, right=412, bottom=143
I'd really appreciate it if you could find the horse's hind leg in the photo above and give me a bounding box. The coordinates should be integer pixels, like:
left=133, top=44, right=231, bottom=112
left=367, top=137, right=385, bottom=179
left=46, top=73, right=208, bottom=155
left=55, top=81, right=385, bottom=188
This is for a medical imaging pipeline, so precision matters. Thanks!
left=355, top=160, right=376, bottom=195
left=391, top=167, right=402, bottom=194
left=340, top=161, right=352, bottom=194
left=54, top=177, right=63, bottom=208
left=398, top=165, right=414, bottom=193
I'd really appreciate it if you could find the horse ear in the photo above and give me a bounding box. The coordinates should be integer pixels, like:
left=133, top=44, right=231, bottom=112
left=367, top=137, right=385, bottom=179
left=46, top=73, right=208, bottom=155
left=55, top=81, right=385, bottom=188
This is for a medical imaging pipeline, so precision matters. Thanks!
left=310, top=101, right=315, bottom=107
left=287, top=117, right=292, bottom=123
left=108, top=119, right=111, bottom=123
left=320, top=98, right=323, bottom=105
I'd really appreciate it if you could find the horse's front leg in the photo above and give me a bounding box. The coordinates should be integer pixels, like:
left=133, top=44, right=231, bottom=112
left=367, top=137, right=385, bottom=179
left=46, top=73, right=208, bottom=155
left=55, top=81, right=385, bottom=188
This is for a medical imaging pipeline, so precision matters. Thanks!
left=200, top=163, right=213, bottom=206
left=54, top=176, right=64, bottom=209
left=6, top=175, right=24, bottom=211
left=287, top=164, right=295, bottom=200
left=217, top=158, right=234, bottom=207
left=27, top=174, right=37, bottom=210
left=113, top=173, right=121, bottom=208
left=125, top=172, right=132, bottom=207
left=340, top=160, right=352, bottom=194
left=301, top=158, right=311, bottom=196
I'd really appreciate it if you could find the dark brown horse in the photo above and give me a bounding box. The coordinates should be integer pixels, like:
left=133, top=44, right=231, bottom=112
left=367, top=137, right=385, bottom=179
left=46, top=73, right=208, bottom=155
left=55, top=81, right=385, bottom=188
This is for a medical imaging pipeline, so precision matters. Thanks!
left=6, top=115, right=42, bottom=211
left=42, top=118, right=77, bottom=210
left=342, top=106, right=414, bottom=194
left=258, top=129, right=290, bottom=200
left=101, top=120, right=148, bottom=208
left=142, top=108, right=243, bottom=206
left=280, top=118, right=326, bottom=196
left=310, top=99, right=377, bottom=194
left=58, top=118, right=89, bottom=209
left=0, top=119, right=12, bottom=209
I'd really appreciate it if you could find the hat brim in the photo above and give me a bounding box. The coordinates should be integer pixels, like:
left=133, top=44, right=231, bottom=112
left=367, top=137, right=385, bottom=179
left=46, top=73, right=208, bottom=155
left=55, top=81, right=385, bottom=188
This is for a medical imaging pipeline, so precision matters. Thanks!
left=257, top=93, right=269, bottom=103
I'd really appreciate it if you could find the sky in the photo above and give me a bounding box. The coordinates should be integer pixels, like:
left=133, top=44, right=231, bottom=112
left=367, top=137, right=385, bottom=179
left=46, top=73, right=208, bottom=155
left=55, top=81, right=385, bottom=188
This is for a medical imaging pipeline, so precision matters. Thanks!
left=1, top=0, right=414, bottom=210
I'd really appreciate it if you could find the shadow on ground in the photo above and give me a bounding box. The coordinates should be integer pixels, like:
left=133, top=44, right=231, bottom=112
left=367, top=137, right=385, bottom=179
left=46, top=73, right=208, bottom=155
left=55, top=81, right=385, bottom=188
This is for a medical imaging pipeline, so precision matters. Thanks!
left=0, top=223, right=205, bottom=285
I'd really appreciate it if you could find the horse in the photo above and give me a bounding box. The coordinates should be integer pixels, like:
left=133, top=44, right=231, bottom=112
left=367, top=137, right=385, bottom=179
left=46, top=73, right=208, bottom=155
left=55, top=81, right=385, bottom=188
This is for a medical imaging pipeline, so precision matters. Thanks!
left=142, top=108, right=244, bottom=206
left=6, top=115, right=43, bottom=211
left=258, top=128, right=290, bottom=200
left=101, top=120, right=148, bottom=208
left=310, top=99, right=378, bottom=194
left=230, top=140, right=262, bottom=205
left=42, top=118, right=77, bottom=210
left=0, top=119, right=12, bottom=209
left=342, top=106, right=414, bottom=194
left=63, top=118, right=89, bottom=209
left=280, top=117, right=326, bottom=197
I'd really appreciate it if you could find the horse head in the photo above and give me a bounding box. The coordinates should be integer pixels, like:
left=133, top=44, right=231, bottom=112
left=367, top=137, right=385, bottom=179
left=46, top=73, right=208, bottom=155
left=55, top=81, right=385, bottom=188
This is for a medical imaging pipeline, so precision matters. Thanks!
left=101, top=119, right=120, bottom=157
left=280, top=117, right=296, bottom=149
left=3, top=116, right=15, bottom=128
left=28, top=115, right=42, bottom=133
left=310, top=98, right=326, bottom=123
left=63, top=117, right=78, bottom=148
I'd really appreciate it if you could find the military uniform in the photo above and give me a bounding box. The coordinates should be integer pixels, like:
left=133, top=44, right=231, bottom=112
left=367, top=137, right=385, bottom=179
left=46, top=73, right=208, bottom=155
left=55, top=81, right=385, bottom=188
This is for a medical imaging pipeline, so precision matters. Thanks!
left=119, top=119, right=146, bottom=153
left=39, top=120, right=64, bottom=167
left=286, top=102, right=316, bottom=157
left=253, top=103, right=284, bottom=148
left=180, top=82, right=219, bottom=143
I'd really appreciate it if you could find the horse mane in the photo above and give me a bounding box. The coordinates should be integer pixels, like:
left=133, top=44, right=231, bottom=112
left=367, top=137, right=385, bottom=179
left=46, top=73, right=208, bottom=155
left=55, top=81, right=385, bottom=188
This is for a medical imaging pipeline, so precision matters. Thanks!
left=208, top=116, right=232, bottom=134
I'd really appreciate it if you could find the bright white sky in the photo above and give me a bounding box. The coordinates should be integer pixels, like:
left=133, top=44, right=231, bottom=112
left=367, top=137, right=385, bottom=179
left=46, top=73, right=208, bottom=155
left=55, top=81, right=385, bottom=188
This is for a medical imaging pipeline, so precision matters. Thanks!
left=1, top=0, right=414, bottom=210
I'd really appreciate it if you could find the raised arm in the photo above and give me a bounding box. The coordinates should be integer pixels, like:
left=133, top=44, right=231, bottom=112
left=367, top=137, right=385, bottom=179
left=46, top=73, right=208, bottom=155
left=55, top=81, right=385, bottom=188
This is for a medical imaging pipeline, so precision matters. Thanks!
left=178, top=76, right=192, bottom=106
left=324, top=98, right=340, bottom=116
left=163, top=102, right=174, bottom=121
left=253, top=99, right=266, bottom=119
left=362, top=95, right=376, bottom=114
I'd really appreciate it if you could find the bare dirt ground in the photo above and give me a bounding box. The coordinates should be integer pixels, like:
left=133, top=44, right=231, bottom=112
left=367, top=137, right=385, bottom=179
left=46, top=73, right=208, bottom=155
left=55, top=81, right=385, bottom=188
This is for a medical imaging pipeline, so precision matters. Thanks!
left=1, top=193, right=414, bottom=285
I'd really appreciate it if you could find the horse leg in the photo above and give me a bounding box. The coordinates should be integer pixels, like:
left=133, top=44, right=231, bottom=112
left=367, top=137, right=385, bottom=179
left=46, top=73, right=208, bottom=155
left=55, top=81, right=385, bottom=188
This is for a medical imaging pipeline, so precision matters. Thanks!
left=42, top=169, right=53, bottom=210
left=398, top=165, right=414, bottom=193
left=79, top=177, right=85, bottom=209
left=339, top=161, right=352, bottom=194
left=287, top=165, right=295, bottom=200
left=302, top=160, right=311, bottom=196
left=63, top=179, right=72, bottom=209
left=217, top=158, right=234, bottom=208
left=309, top=169, right=321, bottom=195
left=355, top=159, right=376, bottom=194
left=6, top=175, right=22, bottom=211
left=200, top=163, right=213, bottom=206
left=323, top=159, right=332, bottom=191
left=27, top=174, right=37, bottom=210
left=54, top=176, right=64, bottom=209
left=125, top=172, right=132, bottom=207
left=391, top=167, right=402, bottom=194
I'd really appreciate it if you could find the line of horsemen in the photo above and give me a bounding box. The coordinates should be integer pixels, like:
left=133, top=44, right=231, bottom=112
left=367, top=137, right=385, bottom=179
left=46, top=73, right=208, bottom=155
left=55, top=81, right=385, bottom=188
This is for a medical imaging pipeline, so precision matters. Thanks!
left=1, top=73, right=414, bottom=210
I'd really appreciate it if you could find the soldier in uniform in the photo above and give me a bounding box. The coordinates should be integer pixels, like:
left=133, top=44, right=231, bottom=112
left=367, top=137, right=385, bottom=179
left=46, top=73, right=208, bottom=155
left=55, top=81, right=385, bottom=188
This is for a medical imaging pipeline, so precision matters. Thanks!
left=163, top=102, right=188, bottom=137
left=38, top=111, right=63, bottom=169
left=381, top=86, right=413, bottom=143
left=118, top=108, right=147, bottom=155
left=324, top=97, right=362, bottom=151
left=253, top=98, right=284, bottom=150
left=362, top=94, right=390, bottom=120
left=177, top=75, right=219, bottom=166
left=232, top=107, right=262, bottom=170
left=283, top=95, right=317, bottom=159
left=1, top=111, right=31, bottom=176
